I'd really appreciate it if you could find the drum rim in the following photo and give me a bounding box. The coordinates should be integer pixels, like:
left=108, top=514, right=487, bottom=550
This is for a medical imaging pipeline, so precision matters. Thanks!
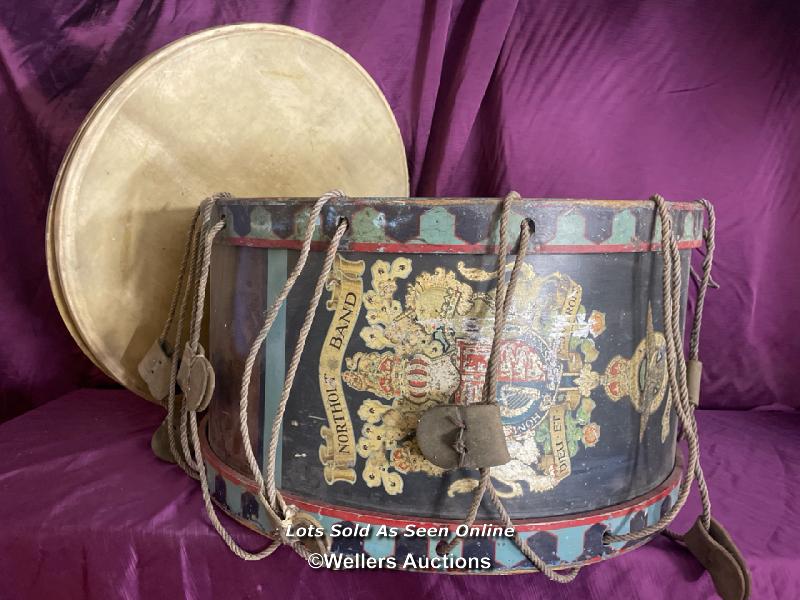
left=47, top=87, right=121, bottom=379
left=199, top=417, right=682, bottom=571
left=200, top=419, right=682, bottom=529
left=215, top=196, right=704, bottom=210
left=213, top=196, right=706, bottom=254
left=49, top=22, right=409, bottom=400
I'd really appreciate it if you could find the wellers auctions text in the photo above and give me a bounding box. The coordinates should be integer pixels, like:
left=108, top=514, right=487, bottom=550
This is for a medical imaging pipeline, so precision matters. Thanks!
left=316, top=553, right=492, bottom=570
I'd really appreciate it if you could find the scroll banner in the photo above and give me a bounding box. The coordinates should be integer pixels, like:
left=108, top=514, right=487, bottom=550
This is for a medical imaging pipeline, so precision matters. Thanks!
left=318, top=255, right=365, bottom=484
left=548, top=403, right=572, bottom=481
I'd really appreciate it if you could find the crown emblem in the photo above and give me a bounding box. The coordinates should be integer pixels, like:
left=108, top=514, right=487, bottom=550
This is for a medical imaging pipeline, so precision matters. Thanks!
left=603, top=305, right=669, bottom=441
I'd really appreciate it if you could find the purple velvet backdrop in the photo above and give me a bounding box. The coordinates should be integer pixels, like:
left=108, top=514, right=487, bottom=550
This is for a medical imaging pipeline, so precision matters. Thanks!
left=1, top=0, right=799, bottom=420
left=1, top=2, right=799, bottom=599
left=3, top=390, right=798, bottom=599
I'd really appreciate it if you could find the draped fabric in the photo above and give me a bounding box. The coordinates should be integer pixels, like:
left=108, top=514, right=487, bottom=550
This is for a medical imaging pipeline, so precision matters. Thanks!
left=1, top=390, right=797, bottom=599
left=1, top=0, right=799, bottom=418
left=0, top=2, right=798, bottom=599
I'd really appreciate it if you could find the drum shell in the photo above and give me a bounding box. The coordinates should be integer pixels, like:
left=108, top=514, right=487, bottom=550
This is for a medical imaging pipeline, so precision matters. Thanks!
left=204, top=197, right=701, bottom=570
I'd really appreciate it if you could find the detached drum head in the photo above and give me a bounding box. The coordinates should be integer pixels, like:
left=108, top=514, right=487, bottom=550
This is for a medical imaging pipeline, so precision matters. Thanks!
left=49, top=23, right=409, bottom=402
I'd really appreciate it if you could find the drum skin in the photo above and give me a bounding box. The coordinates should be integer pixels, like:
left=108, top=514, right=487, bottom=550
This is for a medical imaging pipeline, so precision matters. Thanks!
left=48, top=24, right=408, bottom=403
left=202, top=197, right=702, bottom=572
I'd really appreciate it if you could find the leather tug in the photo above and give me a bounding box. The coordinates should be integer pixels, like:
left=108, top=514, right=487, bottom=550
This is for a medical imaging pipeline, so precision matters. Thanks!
left=683, top=516, right=751, bottom=600
left=417, top=404, right=510, bottom=470
left=138, top=339, right=173, bottom=402
left=177, top=343, right=215, bottom=412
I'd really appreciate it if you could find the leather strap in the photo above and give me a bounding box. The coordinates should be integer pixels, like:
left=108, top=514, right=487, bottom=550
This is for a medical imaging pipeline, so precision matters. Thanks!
left=683, top=516, right=751, bottom=600
left=285, top=509, right=331, bottom=556
left=417, top=404, right=510, bottom=470
left=150, top=410, right=182, bottom=463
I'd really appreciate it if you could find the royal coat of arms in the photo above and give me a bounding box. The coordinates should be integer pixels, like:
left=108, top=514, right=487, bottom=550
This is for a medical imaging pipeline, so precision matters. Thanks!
left=314, top=254, right=613, bottom=499
left=314, top=252, right=671, bottom=501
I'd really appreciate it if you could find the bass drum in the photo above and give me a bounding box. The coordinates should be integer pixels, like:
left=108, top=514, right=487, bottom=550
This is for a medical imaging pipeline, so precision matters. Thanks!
left=201, top=196, right=702, bottom=572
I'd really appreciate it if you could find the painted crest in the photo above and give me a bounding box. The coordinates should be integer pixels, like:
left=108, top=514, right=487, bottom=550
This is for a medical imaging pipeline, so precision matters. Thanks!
left=602, top=305, right=670, bottom=441
left=317, top=256, right=618, bottom=499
